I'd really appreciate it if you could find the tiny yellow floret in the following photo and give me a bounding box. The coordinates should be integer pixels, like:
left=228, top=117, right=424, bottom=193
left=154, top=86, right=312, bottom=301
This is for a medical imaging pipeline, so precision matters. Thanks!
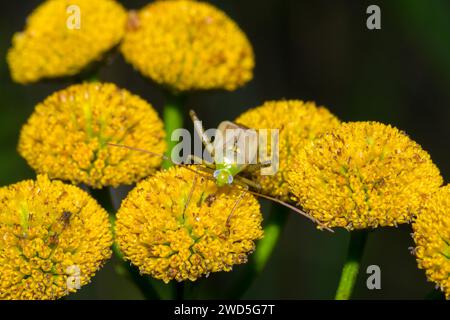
left=0, top=175, right=112, bottom=300
left=115, top=166, right=263, bottom=283
left=287, top=121, right=443, bottom=230
left=413, top=185, right=450, bottom=298
left=235, top=100, right=340, bottom=201
left=18, top=82, right=166, bottom=189
left=120, top=0, right=254, bottom=92
left=7, top=0, right=127, bottom=83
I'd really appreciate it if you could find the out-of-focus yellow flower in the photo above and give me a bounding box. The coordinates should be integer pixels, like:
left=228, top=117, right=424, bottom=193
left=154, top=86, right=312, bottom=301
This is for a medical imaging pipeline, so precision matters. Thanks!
left=18, top=82, right=166, bottom=189
left=413, top=185, right=450, bottom=298
left=120, top=0, right=254, bottom=92
left=235, top=100, right=340, bottom=201
left=115, top=166, right=263, bottom=283
left=287, top=122, right=443, bottom=230
left=0, top=175, right=112, bottom=300
left=7, top=0, right=127, bottom=84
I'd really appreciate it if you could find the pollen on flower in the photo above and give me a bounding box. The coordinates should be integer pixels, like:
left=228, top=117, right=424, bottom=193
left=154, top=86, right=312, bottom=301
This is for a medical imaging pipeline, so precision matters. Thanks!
left=235, top=100, right=340, bottom=201
left=115, top=166, right=263, bottom=283
left=7, top=0, right=127, bottom=84
left=0, top=175, right=113, bottom=300
left=120, top=0, right=254, bottom=92
left=18, top=82, right=166, bottom=189
left=413, top=185, right=450, bottom=298
left=287, top=121, right=443, bottom=230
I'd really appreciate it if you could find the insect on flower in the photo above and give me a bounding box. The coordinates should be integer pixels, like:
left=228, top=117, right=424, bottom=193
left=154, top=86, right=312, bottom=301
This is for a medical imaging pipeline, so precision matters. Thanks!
left=109, top=110, right=331, bottom=231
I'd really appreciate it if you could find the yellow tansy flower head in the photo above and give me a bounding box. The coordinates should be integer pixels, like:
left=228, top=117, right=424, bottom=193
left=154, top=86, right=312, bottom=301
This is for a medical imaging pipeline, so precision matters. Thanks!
left=120, top=0, right=254, bottom=92
left=18, top=82, right=166, bottom=189
left=287, top=122, right=443, bottom=230
left=7, top=0, right=127, bottom=84
left=115, top=166, right=263, bottom=283
left=235, top=100, right=340, bottom=201
left=0, top=175, right=112, bottom=300
left=413, top=185, right=450, bottom=298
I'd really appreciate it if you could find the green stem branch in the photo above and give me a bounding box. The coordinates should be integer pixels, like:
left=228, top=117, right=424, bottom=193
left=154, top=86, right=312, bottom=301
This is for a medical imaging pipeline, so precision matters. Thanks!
left=335, top=230, right=368, bottom=300
left=231, top=204, right=289, bottom=298
left=162, top=92, right=185, bottom=169
left=254, top=205, right=289, bottom=273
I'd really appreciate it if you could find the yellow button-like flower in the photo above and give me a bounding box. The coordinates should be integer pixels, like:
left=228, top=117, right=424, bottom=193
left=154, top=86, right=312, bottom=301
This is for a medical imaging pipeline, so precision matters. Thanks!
left=120, top=0, right=254, bottom=92
left=7, top=0, right=127, bottom=84
left=287, top=122, right=443, bottom=230
left=413, top=185, right=450, bottom=298
left=0, top=175, right=112, bottom=300
left=18, top=82, right=166, bottom=189
left=115, top=166, right=263, bottom=283
left=235, top=100, right=340, bottom=201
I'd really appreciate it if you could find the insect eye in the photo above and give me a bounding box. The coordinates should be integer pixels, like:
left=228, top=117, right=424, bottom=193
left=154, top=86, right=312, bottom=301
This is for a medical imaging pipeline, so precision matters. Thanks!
left=213, top=170, right=220, bottom=178
left=227, top=174, right=234, bottom=184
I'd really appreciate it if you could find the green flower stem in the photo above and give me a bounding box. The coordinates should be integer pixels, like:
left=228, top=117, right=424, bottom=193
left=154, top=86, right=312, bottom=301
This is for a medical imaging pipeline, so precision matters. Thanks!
left=254, top=205, right=289, bottom=273
left=335, top=230, right=369, bottom=300
left=162, top=91, right=185, bottom=169
left=89, top=187, right=114, bottom=212
left=231, top=204, right=289, bottom=298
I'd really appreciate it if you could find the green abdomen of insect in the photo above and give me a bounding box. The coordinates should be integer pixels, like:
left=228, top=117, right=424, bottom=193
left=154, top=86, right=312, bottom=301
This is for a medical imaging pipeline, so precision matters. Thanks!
left=214, top=162, right=242, bottom=187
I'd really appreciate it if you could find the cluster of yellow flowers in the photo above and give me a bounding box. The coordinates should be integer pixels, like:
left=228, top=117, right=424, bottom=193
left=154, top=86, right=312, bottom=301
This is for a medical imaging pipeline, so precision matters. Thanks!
left=4, top=0, right=258, bottom=299
left=115, top=166, right=263, bottom=283
left=239, top=107, right=446, bottom=296
left=120, top=0, right=254, bottom=91
left=7, top=0, right=254, bottom=92
left=0, top=175, right=112, bottom=300
left=7, top=0, right=127, bottom=83
left=18, top=82, right=166, bottom=189
left=4, top=0, right=449, bottom=300
left=287, top=122, right=442, bottom=230
left=413, top=185, right=450, bottom=298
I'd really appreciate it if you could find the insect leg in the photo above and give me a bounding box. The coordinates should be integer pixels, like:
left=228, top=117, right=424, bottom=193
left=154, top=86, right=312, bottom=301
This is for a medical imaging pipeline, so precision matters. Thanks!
left=107, top=143, right=169, bottom=160
left=245, top=160, right=272, bottom=173
left=226, top=185, right=248, bottom=229
left=233, top=175, right=262, bottom=192
left=182, top=172, right=198, bottom=220
left=242, top=188, right=334, bottom=232
left=177, top=165, right=216, bottom=183
left=193, top=164, right=219, bottom=175
left=189, top=110, right=216, bottom=158
left=185, top=154, right=215, bottom=168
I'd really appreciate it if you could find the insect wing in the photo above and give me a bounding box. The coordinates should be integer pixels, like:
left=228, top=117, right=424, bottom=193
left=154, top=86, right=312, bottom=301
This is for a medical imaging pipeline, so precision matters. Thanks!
left=214, top=121, right=258, bottom=167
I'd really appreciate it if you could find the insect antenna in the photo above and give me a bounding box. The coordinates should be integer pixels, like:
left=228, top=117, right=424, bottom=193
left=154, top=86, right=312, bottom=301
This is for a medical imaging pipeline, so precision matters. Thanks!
left=226, top=189, right=246, bottom=229
left=107, top=142, right=169, bottom=160
left=108, top=142, right=214, bottom=178
left=243, top=189, right=334, bottom=233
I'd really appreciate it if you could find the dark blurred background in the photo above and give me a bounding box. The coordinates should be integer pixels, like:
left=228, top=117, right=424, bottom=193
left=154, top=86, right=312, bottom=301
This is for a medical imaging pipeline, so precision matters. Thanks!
left=0, top=0, right=449, bottom=299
